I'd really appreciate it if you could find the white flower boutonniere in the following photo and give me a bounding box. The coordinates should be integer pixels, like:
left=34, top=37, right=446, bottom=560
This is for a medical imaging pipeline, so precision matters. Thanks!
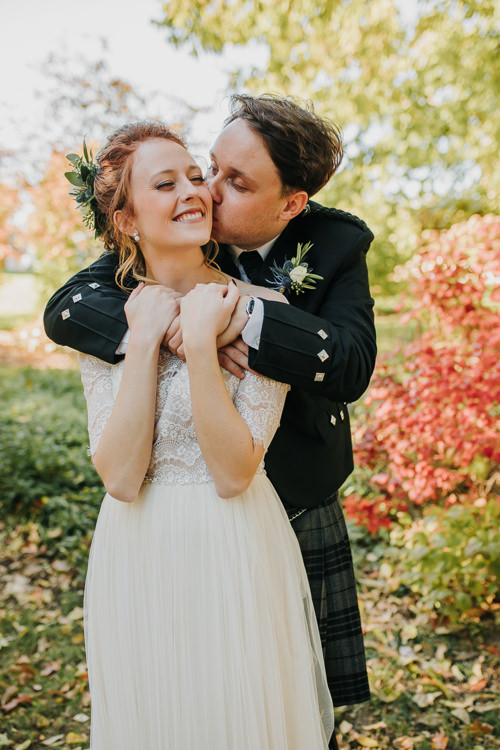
left=267, top=241, right=323, bottom=296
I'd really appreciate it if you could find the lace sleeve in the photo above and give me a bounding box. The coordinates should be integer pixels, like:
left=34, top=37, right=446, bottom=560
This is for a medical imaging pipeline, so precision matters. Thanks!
left=234, top=370, right=290, bottom=450
left=78, top=353, right=115, bottom=456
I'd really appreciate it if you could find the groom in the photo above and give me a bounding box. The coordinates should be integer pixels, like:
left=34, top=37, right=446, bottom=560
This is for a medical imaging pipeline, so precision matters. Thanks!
left=44, top=94, right=376, bottom=747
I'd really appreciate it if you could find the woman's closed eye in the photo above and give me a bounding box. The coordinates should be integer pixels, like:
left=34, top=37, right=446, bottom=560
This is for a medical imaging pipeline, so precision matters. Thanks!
left=156, top=175, right=205, bottom=190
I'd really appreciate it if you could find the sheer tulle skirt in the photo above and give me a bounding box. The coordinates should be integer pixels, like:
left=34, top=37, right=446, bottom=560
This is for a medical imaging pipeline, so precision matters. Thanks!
left=84, top=474, right=334, bottom=749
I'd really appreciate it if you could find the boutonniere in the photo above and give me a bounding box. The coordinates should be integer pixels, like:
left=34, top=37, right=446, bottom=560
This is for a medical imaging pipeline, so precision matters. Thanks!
left=267, top=241, right=323, bottom=295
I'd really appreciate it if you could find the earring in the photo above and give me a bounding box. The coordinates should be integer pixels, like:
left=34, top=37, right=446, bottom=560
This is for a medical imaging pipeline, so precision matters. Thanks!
left=132, top=231, right=140, bottom=242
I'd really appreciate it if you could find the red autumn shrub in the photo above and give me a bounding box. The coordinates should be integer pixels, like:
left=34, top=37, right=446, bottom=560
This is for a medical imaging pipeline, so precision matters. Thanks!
left=346, top=214, right=500, bottom=532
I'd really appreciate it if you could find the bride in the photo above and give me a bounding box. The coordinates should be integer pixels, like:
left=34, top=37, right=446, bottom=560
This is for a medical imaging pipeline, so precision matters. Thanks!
left=73, top=121, right=334, bottom=749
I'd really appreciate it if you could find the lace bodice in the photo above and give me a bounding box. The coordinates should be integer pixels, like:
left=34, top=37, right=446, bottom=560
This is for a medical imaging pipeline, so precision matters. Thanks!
left=79, top=351, right=289, bottom=485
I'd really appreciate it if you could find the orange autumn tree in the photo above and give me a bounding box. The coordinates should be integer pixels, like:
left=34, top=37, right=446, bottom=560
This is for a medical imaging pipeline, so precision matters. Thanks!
left=346, top=214, right=500, bottom=533
left=27, top=150, right=101, bottom=299
left=0, top=181, right=21, bottom=271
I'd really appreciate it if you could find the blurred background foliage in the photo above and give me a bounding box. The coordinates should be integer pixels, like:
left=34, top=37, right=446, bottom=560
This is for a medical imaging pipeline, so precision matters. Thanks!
left=156, top=0, right=500, bottom=294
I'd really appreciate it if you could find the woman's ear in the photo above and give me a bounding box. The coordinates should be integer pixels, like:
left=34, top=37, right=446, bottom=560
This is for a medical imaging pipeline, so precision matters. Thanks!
left=113, top=209, right=134, bottom=237
left=279, top=191, right=309, bottom=221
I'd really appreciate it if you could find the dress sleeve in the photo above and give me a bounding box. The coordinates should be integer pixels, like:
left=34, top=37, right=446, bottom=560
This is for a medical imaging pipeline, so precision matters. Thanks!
left=233, top=371, right=290, bottom=450
left=78, top=353, right=115, bottom=457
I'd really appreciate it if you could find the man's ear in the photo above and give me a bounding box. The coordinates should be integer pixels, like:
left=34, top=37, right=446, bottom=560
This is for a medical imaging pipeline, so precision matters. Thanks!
left=113, top=209, right=134, bottom=237
left=279, top=191, right=309, bottom=221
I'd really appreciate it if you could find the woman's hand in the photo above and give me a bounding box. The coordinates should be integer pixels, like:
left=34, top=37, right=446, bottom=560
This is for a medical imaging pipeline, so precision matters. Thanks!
left=125, top=283, right=181, bottom=349
left=181, top=281, right=240, bottom=352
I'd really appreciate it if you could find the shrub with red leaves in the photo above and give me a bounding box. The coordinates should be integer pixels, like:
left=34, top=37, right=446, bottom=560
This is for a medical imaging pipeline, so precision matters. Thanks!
left=346, top=214, right=500, bottom=532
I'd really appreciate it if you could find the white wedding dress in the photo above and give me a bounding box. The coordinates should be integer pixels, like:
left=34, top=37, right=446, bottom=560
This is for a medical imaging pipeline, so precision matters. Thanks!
left=79, top=351, right=334, bottom=750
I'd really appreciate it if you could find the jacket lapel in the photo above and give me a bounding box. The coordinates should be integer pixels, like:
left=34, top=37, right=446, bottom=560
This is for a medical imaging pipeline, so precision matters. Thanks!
left=254, top=220, right=301, bottom=288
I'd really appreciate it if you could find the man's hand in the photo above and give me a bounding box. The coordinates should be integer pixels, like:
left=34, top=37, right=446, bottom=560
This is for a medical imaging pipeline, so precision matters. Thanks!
left=216, top=294, right=252, bottom=349
left=163, top=314, right=182, bottom=356
left=217, top=336, right=252, bottom=379
left=166, top=290, right=253, bottom=363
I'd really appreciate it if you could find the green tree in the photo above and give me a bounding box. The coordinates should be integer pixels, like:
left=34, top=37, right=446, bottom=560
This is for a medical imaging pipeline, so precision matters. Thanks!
left=156, top=0, right=499, bottom=291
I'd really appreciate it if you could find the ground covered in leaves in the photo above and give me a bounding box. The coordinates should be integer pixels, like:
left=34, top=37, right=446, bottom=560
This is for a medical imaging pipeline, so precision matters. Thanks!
left=1, top=518, right=498, bottom=750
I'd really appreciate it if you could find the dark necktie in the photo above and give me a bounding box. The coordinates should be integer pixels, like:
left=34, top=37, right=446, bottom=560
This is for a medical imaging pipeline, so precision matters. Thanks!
left=239, top=250, right=263, bottom=283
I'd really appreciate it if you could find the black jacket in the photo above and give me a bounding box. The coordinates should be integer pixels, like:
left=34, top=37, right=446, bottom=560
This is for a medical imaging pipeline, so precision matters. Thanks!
left=44, top=201, right=377, bottom=508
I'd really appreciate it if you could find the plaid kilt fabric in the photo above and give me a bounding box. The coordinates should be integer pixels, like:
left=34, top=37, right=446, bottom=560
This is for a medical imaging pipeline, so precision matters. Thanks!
left=287, top=493, right=370, bottom=707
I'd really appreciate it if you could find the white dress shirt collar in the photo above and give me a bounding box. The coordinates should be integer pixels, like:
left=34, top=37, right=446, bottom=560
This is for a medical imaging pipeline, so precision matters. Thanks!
left=229, top=234, right=281, bottom=263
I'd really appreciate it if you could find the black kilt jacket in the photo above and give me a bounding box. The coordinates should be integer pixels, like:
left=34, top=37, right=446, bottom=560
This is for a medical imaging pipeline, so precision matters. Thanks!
left=44, top=201, right=377, bottom=509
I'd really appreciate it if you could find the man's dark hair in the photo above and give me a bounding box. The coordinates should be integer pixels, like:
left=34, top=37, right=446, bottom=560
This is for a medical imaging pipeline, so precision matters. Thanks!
left=225, top=94, right=343, bottom=197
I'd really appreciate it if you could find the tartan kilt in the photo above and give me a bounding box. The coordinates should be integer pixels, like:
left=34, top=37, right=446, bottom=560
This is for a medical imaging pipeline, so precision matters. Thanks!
left=287, top=493, right=370, bottom=707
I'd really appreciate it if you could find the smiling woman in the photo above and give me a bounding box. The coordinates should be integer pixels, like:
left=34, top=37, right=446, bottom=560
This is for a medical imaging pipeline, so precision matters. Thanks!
left=54, top=120, right=334, bottom=750
left=113, top=139, right=212, bottom=278
left=83, top=122, right=213, bottom=291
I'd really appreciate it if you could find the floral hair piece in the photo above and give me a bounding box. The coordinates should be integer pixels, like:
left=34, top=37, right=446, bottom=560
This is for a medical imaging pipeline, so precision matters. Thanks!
left=65, top=140, right=106, bottom=238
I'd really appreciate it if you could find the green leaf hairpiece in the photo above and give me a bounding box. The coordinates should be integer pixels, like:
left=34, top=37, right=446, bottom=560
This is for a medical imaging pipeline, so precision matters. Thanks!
left=65, top=139, right=106, bottom=238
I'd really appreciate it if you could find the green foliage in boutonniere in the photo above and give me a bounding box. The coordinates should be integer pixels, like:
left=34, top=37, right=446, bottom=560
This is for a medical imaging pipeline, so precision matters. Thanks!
left=267, top=241, right=323, bottom=295
left=64, top=140, right=106, bottom=237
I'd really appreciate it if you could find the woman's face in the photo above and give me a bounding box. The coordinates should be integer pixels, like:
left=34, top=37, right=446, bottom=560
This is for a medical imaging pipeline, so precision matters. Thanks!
left=125, top=138, right=212, bottom=252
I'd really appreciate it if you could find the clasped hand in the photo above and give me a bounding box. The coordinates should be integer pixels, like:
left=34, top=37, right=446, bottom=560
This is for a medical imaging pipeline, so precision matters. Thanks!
left=124, top=281, right=249, bottom=376
left=180, top=281, right=240, bottom=349
left=167, top=283, right=251, bottom=377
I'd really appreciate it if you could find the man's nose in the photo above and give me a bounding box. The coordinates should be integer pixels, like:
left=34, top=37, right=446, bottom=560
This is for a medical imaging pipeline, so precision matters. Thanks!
left=207, top=173, right=222, bottom=203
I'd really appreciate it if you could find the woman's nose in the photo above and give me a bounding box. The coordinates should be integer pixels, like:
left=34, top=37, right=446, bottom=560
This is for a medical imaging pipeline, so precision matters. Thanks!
left=180, top=178, right=198, bottom=200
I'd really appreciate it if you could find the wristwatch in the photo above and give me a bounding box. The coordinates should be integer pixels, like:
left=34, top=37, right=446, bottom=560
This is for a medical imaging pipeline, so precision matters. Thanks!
left=245, top=296, right=256, bottom=317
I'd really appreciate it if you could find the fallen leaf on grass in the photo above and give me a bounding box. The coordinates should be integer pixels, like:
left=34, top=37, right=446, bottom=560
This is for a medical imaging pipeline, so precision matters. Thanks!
left=442, top=696, right=475, bottom=709
left=357, top=737, right=379, bottom=748
left=41, top=736, right=65, bottom=746
left=15, top=740, right=32, bottom=750
left=484, top=644, right=499, bottom=656
left=431, top=733, right=449, bottom=749
left=451, top=707, right=471, bottom=725
left=362, top=722, right=387, bottom=731
left=1, top=685, right=18, bottom=705
left=73, top=713, right=89, bottom=723
left=66, top=732, right=85, bottom=744
left=467, top=677, right=488, bottom=691
left=394, top=737, right=423, bottom=749
left=1, top=693, right=32, bottom=712
left=338, top=720, right=353, bottom=734
left=10, top=663, right=36, bottom=685
left=468, top=719, right=494, bottom=735
left=473, top=701, right=500, bottom=713
left=412, top=690, right=442, bottom=707
left=417, top=712, right=442, bottom=728
left=40, top=660, right=61, bottom=677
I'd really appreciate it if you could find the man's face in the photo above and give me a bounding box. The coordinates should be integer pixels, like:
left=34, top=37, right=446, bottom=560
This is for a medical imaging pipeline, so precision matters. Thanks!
left=206, top=119, right=292, bottom=250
